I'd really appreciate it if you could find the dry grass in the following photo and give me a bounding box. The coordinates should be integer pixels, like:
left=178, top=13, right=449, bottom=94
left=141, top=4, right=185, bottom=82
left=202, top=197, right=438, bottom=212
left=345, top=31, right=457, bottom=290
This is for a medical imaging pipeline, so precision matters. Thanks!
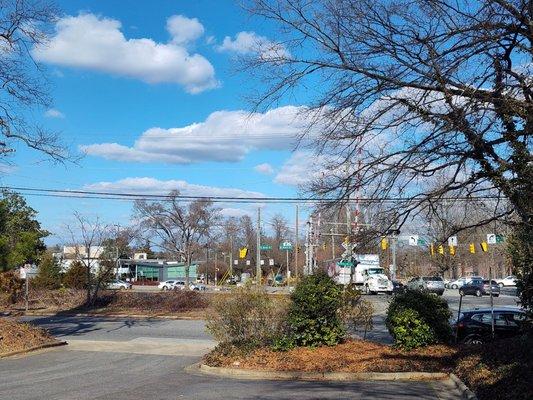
left=0, top=318, right=57, bottom=356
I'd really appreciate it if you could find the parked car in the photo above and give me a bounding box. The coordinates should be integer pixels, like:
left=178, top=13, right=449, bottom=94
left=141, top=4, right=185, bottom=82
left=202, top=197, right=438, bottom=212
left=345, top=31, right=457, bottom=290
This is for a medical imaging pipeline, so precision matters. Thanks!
left=407, top=276, right=445, bottom=295
left=158, top=280, right=177, bottom=290
left=173, top=281, right=205, bottom=291
left=459, top=279, right=500, bottom=297
left=392, top=280, right=405, bottom=294
left=495, top=275, right=517, bottom=287
left=190, top=283, right=207, bottom=291
left=448, top=276, right=483, bottom=289
left=107, top=279, right=132, bottom=290
left=452, top=307, right=530, bottom=344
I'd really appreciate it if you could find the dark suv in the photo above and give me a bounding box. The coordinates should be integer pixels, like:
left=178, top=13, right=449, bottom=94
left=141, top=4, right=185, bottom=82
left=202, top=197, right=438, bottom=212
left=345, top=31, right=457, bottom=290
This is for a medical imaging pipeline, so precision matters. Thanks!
left=452, top=307, right=530, bottom=344
left=459, top=279, right=500, bottom=297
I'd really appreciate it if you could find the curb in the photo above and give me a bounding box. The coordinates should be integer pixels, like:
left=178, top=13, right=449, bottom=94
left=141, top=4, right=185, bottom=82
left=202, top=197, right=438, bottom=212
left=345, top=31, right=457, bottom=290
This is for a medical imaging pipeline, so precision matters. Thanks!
left=0, top=340, right=67, bottom=359
left=449, top=373, right=478, bottom=400
left=23, top=312, right=204, bottom=320
left=192, top=363, right=449, bottom=382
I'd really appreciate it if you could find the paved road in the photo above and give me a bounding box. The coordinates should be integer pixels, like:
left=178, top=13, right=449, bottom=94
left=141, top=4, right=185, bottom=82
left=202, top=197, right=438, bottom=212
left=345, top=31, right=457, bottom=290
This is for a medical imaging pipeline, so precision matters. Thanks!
left=1, top=290, right=519, bottom=400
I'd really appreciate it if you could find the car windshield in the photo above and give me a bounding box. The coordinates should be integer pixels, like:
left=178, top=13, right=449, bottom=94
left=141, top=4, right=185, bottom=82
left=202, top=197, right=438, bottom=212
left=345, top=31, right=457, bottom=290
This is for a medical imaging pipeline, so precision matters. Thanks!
left=483, top=280, right=498, bottom=284
left=422, top=277, right=442, bottom=281
left=367, top=268, right=384, bottom=275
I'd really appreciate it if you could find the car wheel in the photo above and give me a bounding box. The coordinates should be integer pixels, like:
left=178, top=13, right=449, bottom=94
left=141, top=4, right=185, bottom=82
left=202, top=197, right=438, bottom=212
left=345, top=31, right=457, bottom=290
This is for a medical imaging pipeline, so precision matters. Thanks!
left=162, top=286, right=168, bottom=291
left=120, top=286, right=125, bottom=290
left=493, top=294, right=499, bottom=297
left=498, top=282, right=504, bottom=288
left=451, top=284, right=458, bottom=289
left=459, top=289, right=465, bottom=296
left=386, top=291, right=393, bottom=296
left=475, top=289, right=482, bottom=297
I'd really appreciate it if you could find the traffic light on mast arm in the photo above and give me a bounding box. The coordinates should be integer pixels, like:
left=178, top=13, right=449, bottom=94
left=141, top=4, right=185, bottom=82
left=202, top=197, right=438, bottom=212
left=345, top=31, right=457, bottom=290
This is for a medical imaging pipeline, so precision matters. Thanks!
left=469, top=243, right=475, bottom=254
left=380, top=237, right=388, bottom=250
left=480, top=242, right=489, bottom=252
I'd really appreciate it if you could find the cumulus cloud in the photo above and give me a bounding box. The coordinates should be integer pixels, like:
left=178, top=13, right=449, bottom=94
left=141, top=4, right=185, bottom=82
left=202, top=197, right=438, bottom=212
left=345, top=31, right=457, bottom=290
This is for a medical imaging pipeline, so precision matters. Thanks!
left=166, top=15, right=204, bottom=44
left=254, top=163, right=274, bottom=175
left=44, top=108, right=65, bottom=119
left=33, top=13, right=217, bottom=93
left=81, top=106, right=314, bottom=164
left=217, top=31, right=289, bottom=59
left=82, top=177, right=265, bottom=198
left=274, top=151, right=329, bottom=186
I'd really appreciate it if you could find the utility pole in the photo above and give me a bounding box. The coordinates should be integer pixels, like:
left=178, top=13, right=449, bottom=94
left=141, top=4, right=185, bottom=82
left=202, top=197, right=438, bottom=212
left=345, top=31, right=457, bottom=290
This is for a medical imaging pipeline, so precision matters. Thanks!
left=286, top=249, right=289, bottom=286
left=331, top=228, right=335, bottom=260
left=229, top=236, right=233, bottom=281
left=295, top=204, right=299, bottom=279
left=214, top=252, right=218, bottom=287
left=256, top=207, right=261, bottom=284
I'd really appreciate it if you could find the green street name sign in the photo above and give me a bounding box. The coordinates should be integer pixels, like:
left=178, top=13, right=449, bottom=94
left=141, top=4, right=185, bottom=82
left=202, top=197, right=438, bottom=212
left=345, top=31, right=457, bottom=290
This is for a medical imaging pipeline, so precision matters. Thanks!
left=260, top=244, right=272, bottom=250
left=279, top=242, right=293, bottom=251
left=337, top=260, right=354, bottom=267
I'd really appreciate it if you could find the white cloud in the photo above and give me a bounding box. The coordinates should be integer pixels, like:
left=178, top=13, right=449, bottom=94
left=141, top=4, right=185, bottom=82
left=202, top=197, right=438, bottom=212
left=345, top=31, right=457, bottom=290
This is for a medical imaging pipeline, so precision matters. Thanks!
left=33, top=13, right=217, bottom=93
left=220, top=208, right=253, bottom=218
left=217, top=31, right=289, bottom=60
left=254, top=163, right=274, bottom=175
left=166, top=15, right=204, bottom=44
left=83, top=177, right=265, bottom=198
left=81, top=106, right=314, bottom=164
left=274, top=151, right=329, bottom=186
left=44, top=108, right=65, bottom=119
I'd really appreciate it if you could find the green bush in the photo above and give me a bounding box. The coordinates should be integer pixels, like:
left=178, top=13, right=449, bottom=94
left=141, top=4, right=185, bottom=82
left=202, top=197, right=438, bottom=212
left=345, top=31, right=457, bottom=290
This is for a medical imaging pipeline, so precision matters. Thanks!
left=386, top=289, right=452, bottom=349
left=33, top=253, right=61, bottom=289
left=279, top=271, right=345, bottom=349
left=388, top=308, right=435, bottom=350
left=205, top=284, right=289, bottom=349
left=62, top=261, right=89, bottom=289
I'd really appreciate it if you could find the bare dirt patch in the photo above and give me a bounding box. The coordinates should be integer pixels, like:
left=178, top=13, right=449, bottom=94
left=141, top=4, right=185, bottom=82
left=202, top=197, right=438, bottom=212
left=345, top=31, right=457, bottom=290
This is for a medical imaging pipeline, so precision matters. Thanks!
left=0, top=318, right=58, bottom=356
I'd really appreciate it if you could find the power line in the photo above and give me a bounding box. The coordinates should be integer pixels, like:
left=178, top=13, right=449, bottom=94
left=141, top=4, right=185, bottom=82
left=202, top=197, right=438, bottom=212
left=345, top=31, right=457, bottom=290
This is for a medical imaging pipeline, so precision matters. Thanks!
left=0, top=185, right=506, bottom=205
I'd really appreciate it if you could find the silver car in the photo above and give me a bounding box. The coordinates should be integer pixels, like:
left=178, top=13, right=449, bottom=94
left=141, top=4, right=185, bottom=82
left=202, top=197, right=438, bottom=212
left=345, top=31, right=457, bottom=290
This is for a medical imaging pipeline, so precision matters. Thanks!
left=407, top=276, right=445, bottom=295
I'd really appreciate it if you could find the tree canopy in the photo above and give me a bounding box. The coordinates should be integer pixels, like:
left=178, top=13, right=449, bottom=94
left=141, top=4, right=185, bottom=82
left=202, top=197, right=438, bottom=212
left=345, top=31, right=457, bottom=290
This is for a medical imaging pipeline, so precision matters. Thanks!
left=0, top=190, right=48, bottom=270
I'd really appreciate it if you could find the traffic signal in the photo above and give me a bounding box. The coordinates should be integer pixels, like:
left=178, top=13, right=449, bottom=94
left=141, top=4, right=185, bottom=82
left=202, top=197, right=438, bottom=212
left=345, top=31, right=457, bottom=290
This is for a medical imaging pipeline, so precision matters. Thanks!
left=449, top=245, right=456, bottom=256
left=380, top=237, right=388, bottom=250
left=430, top=244, right=435, bottom=256
left=239, top=247, right=248, bottom=258
left=469, top=243, right=475, bottom=254
left=480, top=242, right=488, bottom=252
left=322, top=243, right=327, bottom=250
left=438, top=245, right=444, bottom=255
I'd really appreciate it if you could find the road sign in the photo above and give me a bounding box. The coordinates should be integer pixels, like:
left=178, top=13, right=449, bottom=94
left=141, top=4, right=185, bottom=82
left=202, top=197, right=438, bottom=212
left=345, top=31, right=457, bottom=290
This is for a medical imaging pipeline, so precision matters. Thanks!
left=260, top=259, right=265, bottom=265
left=417, top=238, right=426, bottom=246
left=337, top=260, right=354, bottom=267
left=487, top=234, right=496, bottom=244
left=269, top=259, right=274, bottom=266
left=246, top=260, right=251, bottom=266
left=448, top=236, right=458, bottom=246
left=408, top=235, right=419, bottom=246
left=233, top=259, right=238, bottom=265
left=260, top=244, right=272, bottom=251
left=279, top=241, right=293, bottom=251
left=496, top=234, right=504, bottom=243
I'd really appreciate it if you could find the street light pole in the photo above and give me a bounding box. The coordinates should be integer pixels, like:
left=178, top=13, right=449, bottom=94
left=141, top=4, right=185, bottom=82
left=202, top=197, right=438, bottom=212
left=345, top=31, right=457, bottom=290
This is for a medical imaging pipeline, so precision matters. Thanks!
left=256, top=207, right=261, bottom=283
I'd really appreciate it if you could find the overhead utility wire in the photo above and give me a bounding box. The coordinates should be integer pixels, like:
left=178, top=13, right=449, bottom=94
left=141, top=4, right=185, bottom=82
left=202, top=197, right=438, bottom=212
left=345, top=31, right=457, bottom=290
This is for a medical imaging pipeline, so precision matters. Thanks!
left=0, top=185, right=506, bottom=204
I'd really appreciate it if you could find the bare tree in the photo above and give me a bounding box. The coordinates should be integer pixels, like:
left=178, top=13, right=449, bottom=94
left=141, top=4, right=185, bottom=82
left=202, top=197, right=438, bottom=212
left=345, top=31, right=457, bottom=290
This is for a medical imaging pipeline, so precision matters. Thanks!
left=134, top=191, right=221, bottom=286
left=0, top=0, right=72, bottom=163
left=245, top=0, right=532, bottom=233
left=65, top=212, right=109, bottom=305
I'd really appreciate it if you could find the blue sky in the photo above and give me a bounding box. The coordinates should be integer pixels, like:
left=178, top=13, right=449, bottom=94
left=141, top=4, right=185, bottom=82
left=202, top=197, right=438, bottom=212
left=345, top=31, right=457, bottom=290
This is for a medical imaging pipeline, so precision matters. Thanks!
left=1, top=0, right=320, bottom=242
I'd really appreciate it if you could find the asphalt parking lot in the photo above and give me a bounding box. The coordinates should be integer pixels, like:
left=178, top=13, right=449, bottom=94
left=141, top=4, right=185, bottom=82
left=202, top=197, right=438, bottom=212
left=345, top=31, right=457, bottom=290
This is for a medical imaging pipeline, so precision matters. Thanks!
left=0, top=289, right=519, bottom=400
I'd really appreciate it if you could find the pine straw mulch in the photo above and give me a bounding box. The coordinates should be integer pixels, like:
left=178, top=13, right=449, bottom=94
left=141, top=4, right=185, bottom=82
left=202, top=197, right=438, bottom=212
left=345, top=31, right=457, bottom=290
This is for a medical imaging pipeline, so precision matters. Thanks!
left=204, top=339, right=457, bottom=373
left=205, top=335, right=533, bottom=400
left=0, top=318, right=58, bottom=356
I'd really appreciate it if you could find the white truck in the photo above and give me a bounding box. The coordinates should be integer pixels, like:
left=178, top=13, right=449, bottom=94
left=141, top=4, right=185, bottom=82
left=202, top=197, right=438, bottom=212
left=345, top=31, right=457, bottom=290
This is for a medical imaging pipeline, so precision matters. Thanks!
left=333, top=254, right=393, bottom=294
